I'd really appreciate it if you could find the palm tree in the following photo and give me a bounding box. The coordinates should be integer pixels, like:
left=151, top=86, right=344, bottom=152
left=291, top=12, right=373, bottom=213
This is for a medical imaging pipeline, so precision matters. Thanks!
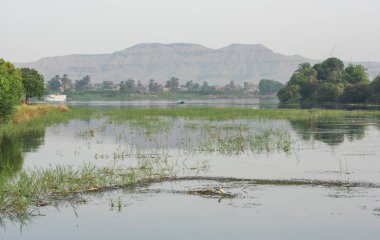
left=296, top=62, right=311, bottom=72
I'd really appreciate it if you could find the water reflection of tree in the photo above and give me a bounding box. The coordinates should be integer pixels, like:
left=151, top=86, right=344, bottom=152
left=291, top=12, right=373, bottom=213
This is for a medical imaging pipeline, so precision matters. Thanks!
left=289, top=119, right=367, bottom=146
left=0, top=130, right=45, bottom=176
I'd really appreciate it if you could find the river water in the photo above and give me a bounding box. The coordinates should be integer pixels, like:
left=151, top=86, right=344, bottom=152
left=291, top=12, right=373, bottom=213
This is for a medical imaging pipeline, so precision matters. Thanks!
left=1, top=102, right=380, bottom=239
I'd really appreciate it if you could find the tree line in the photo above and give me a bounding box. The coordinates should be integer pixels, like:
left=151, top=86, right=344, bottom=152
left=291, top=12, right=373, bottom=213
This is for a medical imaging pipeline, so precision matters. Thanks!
left=0, top=59, right=45, bottom=122
left=277, top=57, right=380, bottom=105
left=46, top=74, right=284, bottom=96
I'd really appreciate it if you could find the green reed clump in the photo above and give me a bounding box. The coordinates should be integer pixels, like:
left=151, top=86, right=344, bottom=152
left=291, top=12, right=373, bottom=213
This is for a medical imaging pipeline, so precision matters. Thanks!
left=129, top=117, right=172, bottom=135
left=0, top=163, right=168, bottom=221
left=184, top=125, right=293, bottom=155
left=105, top=113, right=172, bottom=136
left=184, top=122, right=249, bottom=132
left=248, top=128, right=292, bottom=153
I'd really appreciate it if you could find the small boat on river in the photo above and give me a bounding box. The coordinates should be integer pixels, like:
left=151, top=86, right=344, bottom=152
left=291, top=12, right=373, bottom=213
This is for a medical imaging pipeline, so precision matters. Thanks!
left=44, top=94, right=67, bottom=102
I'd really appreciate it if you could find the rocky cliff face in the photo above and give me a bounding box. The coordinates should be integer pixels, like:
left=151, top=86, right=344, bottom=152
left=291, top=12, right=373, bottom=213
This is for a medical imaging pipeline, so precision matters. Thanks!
left=15, top=43, right=380, bottom=84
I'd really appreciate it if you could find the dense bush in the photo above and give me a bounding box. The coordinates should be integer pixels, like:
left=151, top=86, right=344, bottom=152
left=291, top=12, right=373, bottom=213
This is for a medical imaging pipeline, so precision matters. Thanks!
left=277, top=57, right=378, bottom=105
left=258, top=79, right=284, bottom=95
left=0, top=59, right=24, bottom=121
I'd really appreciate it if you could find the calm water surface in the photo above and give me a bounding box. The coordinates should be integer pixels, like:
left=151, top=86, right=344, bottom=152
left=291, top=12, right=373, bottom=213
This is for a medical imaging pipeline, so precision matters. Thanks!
left=67, top=98, right=278, bottom=108
left=1, top=104, right=380, bottom=239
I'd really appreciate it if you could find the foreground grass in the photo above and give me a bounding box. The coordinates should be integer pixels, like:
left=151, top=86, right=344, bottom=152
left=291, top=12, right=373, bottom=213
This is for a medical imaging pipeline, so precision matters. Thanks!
left=0, top=163, right=164, bottom=221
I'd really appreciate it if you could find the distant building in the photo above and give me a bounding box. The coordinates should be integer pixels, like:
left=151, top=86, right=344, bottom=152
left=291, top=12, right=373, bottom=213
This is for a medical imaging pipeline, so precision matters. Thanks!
left=243, top=82, right=258, bottom=94
left=93, top=83, right=103, bottom=90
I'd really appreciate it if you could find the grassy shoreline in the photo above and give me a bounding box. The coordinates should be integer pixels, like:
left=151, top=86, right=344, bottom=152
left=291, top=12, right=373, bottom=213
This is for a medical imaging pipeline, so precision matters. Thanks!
left=0, top=104, right=94, bottom=137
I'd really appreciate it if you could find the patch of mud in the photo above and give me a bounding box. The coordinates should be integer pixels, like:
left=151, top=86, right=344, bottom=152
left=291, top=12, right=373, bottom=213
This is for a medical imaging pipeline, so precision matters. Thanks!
left=187, top=189, right=237, bottom=198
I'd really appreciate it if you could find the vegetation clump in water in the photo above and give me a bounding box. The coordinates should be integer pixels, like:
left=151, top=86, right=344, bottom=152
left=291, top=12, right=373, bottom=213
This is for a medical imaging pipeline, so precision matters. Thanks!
left=0, top=162, right=169, bottom=222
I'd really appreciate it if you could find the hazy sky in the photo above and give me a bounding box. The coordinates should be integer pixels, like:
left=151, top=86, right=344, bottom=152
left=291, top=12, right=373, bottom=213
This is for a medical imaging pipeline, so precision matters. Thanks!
left=1, top=0, right=380, bottom=62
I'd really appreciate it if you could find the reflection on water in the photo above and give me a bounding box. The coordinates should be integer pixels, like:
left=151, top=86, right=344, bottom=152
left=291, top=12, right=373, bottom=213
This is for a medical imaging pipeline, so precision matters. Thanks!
left=1, top=115, right=379, bottom=182
left=290, top=118, right=367, bottom=146
left=1, top=112, right=380, bottom=237
left=4, top=181, right=380, bottom=240
left=0, top=130, right=45, bottom=176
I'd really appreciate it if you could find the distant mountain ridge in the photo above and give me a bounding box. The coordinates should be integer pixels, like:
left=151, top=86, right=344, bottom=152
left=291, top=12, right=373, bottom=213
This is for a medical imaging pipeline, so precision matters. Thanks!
left=15, top=43, right=380, bottom=85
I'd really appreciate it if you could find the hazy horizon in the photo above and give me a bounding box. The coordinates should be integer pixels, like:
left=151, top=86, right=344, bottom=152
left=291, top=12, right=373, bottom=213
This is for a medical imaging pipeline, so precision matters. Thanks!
left=1, top=0, right=380, bottom=62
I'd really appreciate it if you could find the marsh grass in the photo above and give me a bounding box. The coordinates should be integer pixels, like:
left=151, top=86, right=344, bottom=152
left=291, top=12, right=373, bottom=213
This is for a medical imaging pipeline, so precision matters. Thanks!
left=207, top=128, right=292, bottom=154
left=100, top=108, right=380, bottom=121
left=0, top=163, right=169, bottom=221
left=106, top=116, right=172, bottom=137
left=184, top=122, right=249, bottom=132
left=181, top=122, right=293, bottom=155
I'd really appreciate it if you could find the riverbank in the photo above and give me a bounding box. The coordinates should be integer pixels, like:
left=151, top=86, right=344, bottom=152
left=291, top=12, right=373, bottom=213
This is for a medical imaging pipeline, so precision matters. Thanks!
left=11, top=104, right=69, bottom=123
left=0, top=104, right=91, bottom=137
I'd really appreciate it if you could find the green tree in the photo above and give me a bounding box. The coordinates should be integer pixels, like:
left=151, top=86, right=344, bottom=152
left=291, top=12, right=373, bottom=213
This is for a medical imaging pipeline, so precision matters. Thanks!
left=136, top=80, right=144, bottom=92
left=120, top=81, right=127, bottom=92
left=313, top=82, right=343, bottom=103
left=0, top=59, right=24, bottom=121
left=184, top=80, right=200, bottom=91
left=200, top=81, right=211, bottom=93
left=286, top=67, right=317, bottom=101
left=61, top=74, right=73, bottom=92
left=148, top=79, right=161, bottom=92
left=75, top=75, right=91, bottom=91
left=120, top=79, right=137, bottom=93
left=296, top=62, right=311, bottom=72
left=165, top=77, right=180, bottom=91
left=314, top=57, right=345, bottom=83
left=277, top=85, right=301, bottom=103
left=344, top=64, right=369, bottom=84
left=366, top=75, right=380, bottom=103
left=278, top=57, right=371, bottom=105
left=125, top=79, right=136, bottom=91
left=340, top=83, right=369, bottom=103
left=47, top=75, right=62, bottom=92
left=258, top=79, right=284, bottom=95
left=20, top=68, right=45, bottom=104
